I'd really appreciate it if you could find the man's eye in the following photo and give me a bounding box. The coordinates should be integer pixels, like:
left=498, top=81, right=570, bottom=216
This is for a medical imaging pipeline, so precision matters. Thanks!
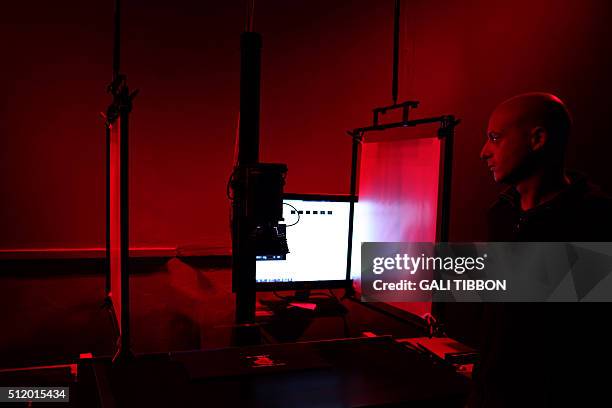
left=488, top=132, right=500, bottom=142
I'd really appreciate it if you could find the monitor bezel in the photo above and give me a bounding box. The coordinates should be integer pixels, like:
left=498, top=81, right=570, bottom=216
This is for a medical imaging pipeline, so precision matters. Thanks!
left=255, top=193, right=356, bottom=292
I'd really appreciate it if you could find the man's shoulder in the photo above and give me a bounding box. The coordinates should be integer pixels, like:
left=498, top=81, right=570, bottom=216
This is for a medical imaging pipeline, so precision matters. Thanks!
left=548, top=174, right=612, bottom=240
left=581, top=182, right=612, bottom=210
left=570, top=174, right=612, bottom=219
left=485, top=173, right=612, bottom=241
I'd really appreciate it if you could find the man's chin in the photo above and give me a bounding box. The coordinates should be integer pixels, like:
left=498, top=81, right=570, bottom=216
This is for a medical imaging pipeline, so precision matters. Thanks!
left=493, top=171, right=510, bottom=184
left=495, top=170, right=524, bottom=186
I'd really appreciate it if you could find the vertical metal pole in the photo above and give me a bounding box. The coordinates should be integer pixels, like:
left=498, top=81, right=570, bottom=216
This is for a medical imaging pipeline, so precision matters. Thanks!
left=118, top=108, right=130, bottom=358
left=433, top=129, right=454, bottom=325
left=112, top=0, right=121, bottom=81
left=107, top=0, right=135, bottom=362
left=345, top=133, right=361, bottom=292
left=392, top=0, right=401, bottom=105
left=436, top=130, right=454, bottom=243
left=238, top=32, right=261, bottom=167
left=105, top=125, right=111, bottom=295
left=233, top=32, right=262, bottom=326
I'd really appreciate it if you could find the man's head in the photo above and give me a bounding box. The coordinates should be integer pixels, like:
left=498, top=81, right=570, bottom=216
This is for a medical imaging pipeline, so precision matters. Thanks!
left=480, top=92, right=571, bottom=184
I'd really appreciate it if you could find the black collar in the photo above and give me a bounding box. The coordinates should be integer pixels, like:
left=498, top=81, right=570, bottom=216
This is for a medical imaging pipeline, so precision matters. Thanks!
left=498, top=171, right=589, bottom=214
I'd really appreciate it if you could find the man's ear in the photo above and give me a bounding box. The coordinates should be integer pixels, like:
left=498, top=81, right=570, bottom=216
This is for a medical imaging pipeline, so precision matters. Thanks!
left=529, top=126, right=548, bottom=152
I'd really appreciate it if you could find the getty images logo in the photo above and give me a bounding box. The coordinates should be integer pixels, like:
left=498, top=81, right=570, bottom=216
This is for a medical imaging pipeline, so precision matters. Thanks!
left=372, top=253, right=488, bottom=275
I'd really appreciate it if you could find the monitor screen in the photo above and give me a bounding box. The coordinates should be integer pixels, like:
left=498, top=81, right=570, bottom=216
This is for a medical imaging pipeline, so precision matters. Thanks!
left=256, top=194, right=352, bottom=289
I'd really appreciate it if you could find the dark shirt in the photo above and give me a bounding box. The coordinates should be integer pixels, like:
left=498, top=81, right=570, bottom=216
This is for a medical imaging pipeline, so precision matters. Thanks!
left=471, top=172, right=612, bottom=407
left=487, top=172, right=612, bottom=242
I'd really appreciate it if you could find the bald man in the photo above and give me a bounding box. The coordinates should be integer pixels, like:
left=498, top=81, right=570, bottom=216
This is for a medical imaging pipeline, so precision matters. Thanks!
left=480, top=92, right=612, bottom=241
left=470, top=93, right=612, bottom=407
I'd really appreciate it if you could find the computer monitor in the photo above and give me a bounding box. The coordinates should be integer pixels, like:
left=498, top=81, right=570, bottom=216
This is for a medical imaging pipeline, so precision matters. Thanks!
left=256, top=193, right=353, bottom=291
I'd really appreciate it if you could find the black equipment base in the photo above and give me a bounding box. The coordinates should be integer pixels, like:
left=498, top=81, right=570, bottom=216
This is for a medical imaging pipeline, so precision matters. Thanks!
left=80, top=336, right=469, bottom=407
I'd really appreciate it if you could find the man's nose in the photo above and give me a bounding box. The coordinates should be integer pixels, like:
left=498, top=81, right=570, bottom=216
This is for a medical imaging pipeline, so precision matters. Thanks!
left=480, top=141, right=492, bottom=161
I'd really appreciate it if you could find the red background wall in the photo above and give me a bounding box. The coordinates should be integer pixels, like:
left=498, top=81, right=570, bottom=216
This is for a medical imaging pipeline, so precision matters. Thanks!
left=1, top=0, right=611, bottom=253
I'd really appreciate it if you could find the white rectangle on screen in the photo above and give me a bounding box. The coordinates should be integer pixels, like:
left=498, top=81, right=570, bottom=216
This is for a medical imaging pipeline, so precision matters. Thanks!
left=256, top=198, right=350, bottom=283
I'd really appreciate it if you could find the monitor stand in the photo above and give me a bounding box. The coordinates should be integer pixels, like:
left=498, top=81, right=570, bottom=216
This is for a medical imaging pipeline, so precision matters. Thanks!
left=259, top=289, right=348, bottom=318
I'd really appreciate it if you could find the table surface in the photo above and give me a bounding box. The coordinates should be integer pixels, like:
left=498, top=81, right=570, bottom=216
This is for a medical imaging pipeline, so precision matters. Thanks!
left=83, top=335, right=470, bottom=408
